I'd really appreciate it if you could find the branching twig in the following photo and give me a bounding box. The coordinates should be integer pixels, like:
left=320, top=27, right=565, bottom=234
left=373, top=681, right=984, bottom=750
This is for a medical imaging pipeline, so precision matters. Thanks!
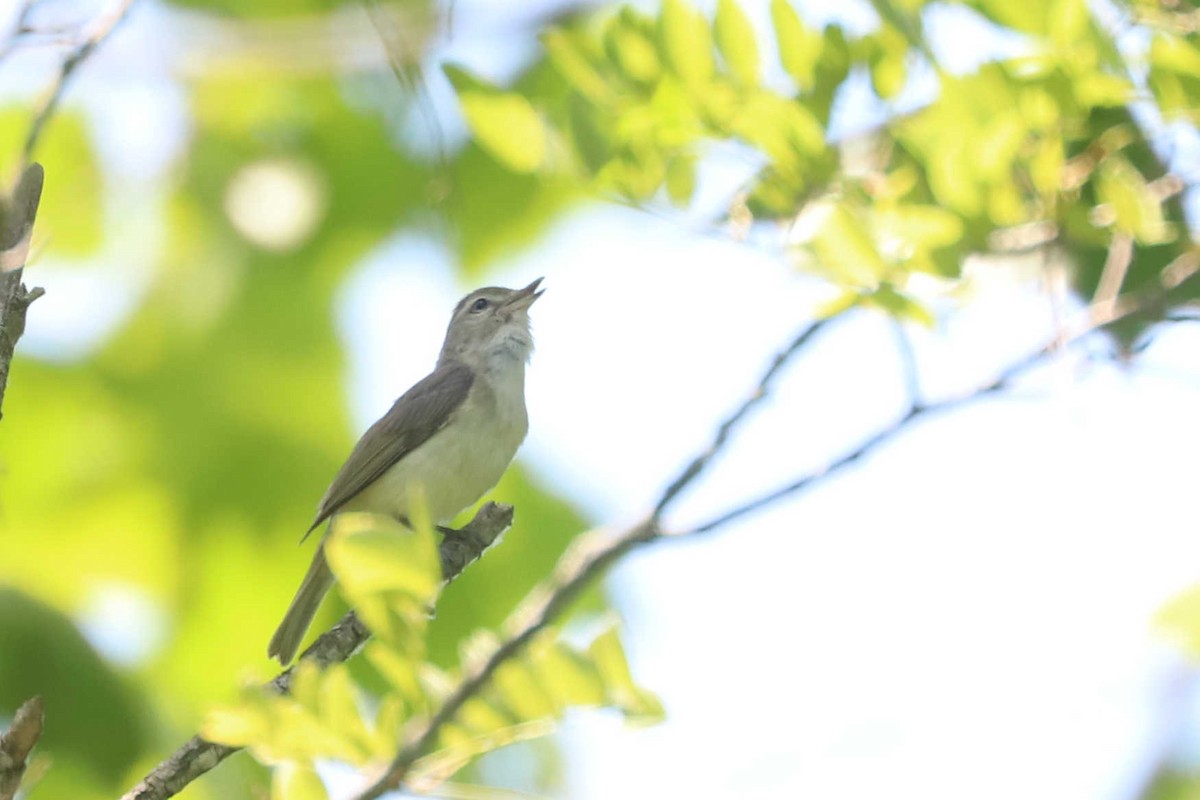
left=118, top=502, right=514, bottom=800
left=23, top=0, right=136, bottom=164
left=125, top=234, right=1200, bottom=800
left=354, top=246, right=1200, bottom=800
left=355, top=316, right=840, bottom=798
left=653, top=316, right=834, bottom=516
left=0, top=162, right=45, bottom=424
left=0, top=696, right=44, bottom=800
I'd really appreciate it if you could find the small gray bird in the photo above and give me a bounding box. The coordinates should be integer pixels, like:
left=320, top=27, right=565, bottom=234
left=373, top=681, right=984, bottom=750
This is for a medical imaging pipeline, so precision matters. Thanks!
left=268, top=279, right=543, bottom=663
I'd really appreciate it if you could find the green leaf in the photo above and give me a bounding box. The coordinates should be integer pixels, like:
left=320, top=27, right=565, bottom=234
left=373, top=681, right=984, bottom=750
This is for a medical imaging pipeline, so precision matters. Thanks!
left=325, top=513, right=440, bottom=602
left=715, top=0, right=759, bottom=85
left=0, top=108, right=102, bottom=257
left=1095, top=157, right=1172, bottom=244
left=589, top=626, right=664, bottom=724
left=272, top=762, right=329, bottom=800
left=530, top=638, right=607, bottom=708
left=1157, top=582, right=1200, bottom=661
left=874, top=205, right=964, bottom=252
left=542, top=28, right=616, bottom=107
left=866, top=284, right=935, bottom=327
left=492, top=657, right=561, bottom=721
left=325, top=512, right=440, bottom=648
left=868, top=26, right=908, bottom=100
left=606, top=8, right=664, bottom=86
left=665, top=154, right=697, bottom=207
left=445, top=66, right=547, bottom=173
left=771, top=0, right=821, bottom=89
left=659, top=0, right=715, bottom=88
left=810, top=202, right=888, bottom=288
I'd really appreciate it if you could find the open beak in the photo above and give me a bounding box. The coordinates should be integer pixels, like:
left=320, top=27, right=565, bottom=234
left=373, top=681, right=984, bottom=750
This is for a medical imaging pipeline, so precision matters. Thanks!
left=504, top=277, right=544, bottom=311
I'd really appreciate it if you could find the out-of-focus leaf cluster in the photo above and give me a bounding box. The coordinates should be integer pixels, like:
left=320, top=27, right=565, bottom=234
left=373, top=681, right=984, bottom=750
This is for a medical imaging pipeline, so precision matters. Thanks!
left=204, top=513, right=659, bottom=799
left=448, top=0, right=1200, bottom=336
left=0, top=3, right=596, bottom=797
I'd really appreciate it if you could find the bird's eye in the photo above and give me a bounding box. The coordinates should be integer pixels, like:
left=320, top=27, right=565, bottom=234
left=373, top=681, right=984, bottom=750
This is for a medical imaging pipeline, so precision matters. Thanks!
left=470, top=298, right=489, bottom=313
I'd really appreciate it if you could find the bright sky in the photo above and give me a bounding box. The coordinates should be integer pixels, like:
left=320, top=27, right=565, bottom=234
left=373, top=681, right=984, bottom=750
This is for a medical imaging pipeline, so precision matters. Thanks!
left=11, top=0, right=1200, bottom=798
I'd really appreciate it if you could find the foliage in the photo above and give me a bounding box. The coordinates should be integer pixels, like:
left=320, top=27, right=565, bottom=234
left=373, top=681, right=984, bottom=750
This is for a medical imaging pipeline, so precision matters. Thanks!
left=204, top=515, right=658, bottom=797
left=1, top=0, right=1199, bottom=797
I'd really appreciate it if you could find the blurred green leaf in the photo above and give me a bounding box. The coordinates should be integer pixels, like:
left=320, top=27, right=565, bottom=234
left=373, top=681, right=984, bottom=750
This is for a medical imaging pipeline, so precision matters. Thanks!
left=588, top=626, right=664, bottom=725
left=659, top=0, right=715, bottom=88
left=771, top=0, right=821, bottom=90
left=446, top=66, right=547, bottom=174
left=866, top=284, right=934, bottom=326
left=606, top=8, right=664, bottom=86
left=665, top=153, right=696, bottom=207
left=0, top=589, right=147, bottom=787
left=868, top=26, right=909, bottom=100
left=272, top=762, right=329, bottom=800
left=1157, top=582, right=1200, bottom=660
left=811, top=202, right=887, bottom=288
left=715, top=0, right=760, bottom=85
left=326, top=512, right=441, bottom=649
left=1095, top=157, right=1172, bottom=244
left=0, top=108, right=101, bottom=257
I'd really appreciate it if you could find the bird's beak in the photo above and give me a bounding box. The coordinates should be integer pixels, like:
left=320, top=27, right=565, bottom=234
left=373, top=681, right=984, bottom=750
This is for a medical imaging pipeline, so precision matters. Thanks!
left=505, top=277, right=544, bottom=311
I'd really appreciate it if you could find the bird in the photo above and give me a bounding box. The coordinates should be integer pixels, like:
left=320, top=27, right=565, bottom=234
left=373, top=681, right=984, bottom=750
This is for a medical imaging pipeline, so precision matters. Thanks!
left=268, top=278, right=543, bottom=663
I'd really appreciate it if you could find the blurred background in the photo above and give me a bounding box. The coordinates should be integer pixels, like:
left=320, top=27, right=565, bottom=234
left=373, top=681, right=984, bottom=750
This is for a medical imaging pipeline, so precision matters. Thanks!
left=3, top=0, right=1200, bottom=797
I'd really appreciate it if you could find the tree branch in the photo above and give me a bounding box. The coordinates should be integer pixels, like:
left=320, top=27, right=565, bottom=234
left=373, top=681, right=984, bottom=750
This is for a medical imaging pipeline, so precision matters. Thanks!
left=118, top=502, right=514, bottom=800
left=0, top=162, right=45, bottom=425
left=23, top=0, right=136, bottom=164
left=0, top=696, right=44, bottom=800
left=355, top=316, right=839, bottom=799
left=354, top=243, right=1200, bottom=799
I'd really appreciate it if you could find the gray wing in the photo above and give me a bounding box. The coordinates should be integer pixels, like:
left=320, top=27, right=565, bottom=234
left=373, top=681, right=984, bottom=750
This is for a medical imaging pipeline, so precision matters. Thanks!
left=305, top=361, right=474, bottom=536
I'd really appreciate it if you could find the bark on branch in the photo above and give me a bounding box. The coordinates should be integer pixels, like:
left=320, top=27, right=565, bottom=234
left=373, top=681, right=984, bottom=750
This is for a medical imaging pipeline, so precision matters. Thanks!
left=0, top=696, right=44, bottom=800
left=118, top=502, right=513, bottom=800
left=0, top=162, right=45, bottom=424
left=353, top=244, right=1200, bottom=799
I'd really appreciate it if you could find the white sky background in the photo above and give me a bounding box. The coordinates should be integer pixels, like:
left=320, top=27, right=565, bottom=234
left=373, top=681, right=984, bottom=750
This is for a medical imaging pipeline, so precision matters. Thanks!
left=9, top=0, right=1200, bottom=798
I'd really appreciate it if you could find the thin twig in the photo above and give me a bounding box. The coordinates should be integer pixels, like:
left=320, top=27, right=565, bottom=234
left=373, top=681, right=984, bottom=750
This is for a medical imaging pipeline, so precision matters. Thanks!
left=652, top=316, right=835, bottom=517
left=0, top=696, right=44, bottom=800
left=23, top=0, right=135, bottom=164
left=0, top=162, right=45, bottom=424
left=118, top=503, right=515, bottom=800
left=1092, top=232, right=1133, bottom=321
left=355, top=247, right=1200, bottom=800
left=681, top=249, right=1200, bottom=537
left=355, top=520, right=658, bottom=799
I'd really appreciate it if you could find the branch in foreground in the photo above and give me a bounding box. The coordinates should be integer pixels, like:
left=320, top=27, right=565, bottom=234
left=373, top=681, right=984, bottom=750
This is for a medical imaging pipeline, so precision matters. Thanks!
left=0, top=696, right=44, bottom=800
left=354, top=324, right=838, bottom=799
left=0, top=162, right=45, bottom=424
left=354, top=246, right=1200, bottom=799
left=118, top=502, right=513, bottom=800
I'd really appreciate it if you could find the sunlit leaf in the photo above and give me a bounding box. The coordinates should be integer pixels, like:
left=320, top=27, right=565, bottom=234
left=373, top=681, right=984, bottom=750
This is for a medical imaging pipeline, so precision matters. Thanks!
left=272, top=761, right=329, bottom=800
left=606, top=8, right=664, bottom=86
left=771, top=0, right=821, bottom=89
left=715, top=0, right=759, bottom=85
left=0, top=108, right=102, bottom=257
left=326, top=513, right=440, bottom=602
left=445, top=66, right=547, bottom=173
left=868, top=26, right=908, bottom=100
left=543, top=27, right=616, bottom=107
left=659, top=0, right=715, bottom=88
left=665, top=154, right=696, bottom=207
left=866, top=284, right=935, bottom=327
left=1157, top=583, right=1200, bottom=660
left=589, top=626, right=664, bottom=725
left=811, top=202, right=888, bottom=288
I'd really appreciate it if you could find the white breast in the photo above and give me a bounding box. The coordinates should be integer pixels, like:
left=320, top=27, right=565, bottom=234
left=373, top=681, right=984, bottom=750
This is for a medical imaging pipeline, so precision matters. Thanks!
left=345, top=364, right=528, bottom=523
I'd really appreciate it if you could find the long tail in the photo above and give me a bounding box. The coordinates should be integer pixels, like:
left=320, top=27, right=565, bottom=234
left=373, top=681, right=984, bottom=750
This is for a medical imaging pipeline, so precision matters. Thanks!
left=268, top=544, right=334, bottom=664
